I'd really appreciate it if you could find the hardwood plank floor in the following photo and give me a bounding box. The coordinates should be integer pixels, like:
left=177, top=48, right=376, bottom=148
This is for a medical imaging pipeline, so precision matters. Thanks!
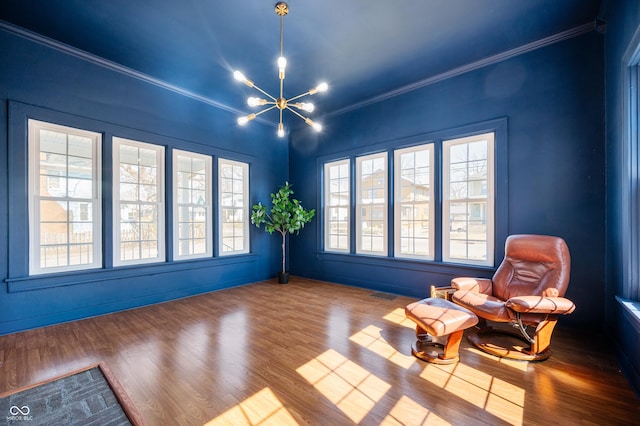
left=0, top=277, right=638, bottom=425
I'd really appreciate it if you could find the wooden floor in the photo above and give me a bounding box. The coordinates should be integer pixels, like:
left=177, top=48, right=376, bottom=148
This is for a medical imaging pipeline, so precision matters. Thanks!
left=0, top=277, right=638, bottom=425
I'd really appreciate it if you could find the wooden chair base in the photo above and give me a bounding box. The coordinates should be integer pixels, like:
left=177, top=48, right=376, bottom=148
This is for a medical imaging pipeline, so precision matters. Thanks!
left=466, top=326, right=550, bottom=361
left=410, top=333, right=461, bottom=365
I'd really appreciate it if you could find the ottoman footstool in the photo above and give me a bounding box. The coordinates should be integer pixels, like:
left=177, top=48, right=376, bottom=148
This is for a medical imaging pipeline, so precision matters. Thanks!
left=405, top=297, right=478, bottom=364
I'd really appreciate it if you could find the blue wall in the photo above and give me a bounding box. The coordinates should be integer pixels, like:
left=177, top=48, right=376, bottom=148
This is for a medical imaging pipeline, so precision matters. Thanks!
left=604, top=0, right=640, bottom=396
left=0, top=27, right=286, bottom=335
left=0, top=22, right=609, bottom=340
left=288, top=32, right=605, bottom=330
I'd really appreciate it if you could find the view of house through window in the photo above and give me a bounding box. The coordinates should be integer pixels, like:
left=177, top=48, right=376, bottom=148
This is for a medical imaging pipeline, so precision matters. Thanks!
left=394, top=144, right=434, bottom=260
left=113, top=137, right=165, bottom=265
left=323, top=130, right=495, bottom=266
left=356, top=152, right=388, bottom=255
left=324, top=159, right=350, bottom=252
left=443, top=132, right=494, bottom=265
left=219, top=158, right=249, bottom=255
left=28, top=119, right=102, bottom=274
left=173, top=150, right=212, bottom=260
left=24, top=117, right=254, bottom=278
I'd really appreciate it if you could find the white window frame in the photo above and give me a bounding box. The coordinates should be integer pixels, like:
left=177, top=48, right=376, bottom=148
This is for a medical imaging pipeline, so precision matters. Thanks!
left=356, top=152, right=388, bottom=256
left=324, top=159, right=351, bottom=253
left=623, top=35, right=640, bottom=303
left=218, top=158, right=249, bottom=255
left=173, top=149, right=213, bottom=260
left=394, top=143, right=434, bottom=260
left=28, top=119, right=102, bottom=274
left=442, top=132, right=494, bottom=266
left=113, top=137, right=165, bottom=266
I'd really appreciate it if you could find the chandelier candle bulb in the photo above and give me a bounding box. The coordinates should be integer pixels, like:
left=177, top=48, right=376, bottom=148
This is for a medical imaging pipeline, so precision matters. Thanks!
left=293, top=102, right=314, bottom=112
left=237, top=114, right=256, bottom=125
left=305, top=118, right=322, bottom=132
left=233, top=71, right=255, bottom=87
left=278, top=56, right=287, bottom=79
left=247, top=97, right=267, bottom=107
left=233, top=70, right=245, bottom=81
left=309, top=82, right=329, bottom=95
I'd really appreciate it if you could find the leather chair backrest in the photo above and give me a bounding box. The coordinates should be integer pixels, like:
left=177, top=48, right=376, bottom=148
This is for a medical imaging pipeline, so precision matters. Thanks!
left=492, top=235, right=571, bottom=301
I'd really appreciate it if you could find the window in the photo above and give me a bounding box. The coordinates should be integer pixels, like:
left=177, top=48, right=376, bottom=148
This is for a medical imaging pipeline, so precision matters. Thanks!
left=113, top=137, right=165, bottom=266
left=356, top=152, right=387, bottom=255
left=321, top=121, right=503, bottom=267
left=28, top=119, right=102, bottom=274
left=12, top=102, right=260, bottom=293
left=324, top=159, right=350, bottom=252
left=394, top=144, right=434, bottom=260
left=219, top=158, right=249, bottom=255
left=173, top=150, right=212, bottom=260
left=624, top=40, right=640, bottom=302
left=442, top=132, right=494, bottom=265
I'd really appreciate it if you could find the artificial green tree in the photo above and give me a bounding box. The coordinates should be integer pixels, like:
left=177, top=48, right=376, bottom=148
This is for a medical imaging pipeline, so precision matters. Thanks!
left=251, top=182, right=315, bottom=282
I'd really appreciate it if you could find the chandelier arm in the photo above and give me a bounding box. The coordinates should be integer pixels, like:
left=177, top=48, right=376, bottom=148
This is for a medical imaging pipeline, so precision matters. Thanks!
left=278, top=13, right=285, bottom=102
left=279, top=76, right=284, bottom=102
left=253, top=105, right=278, bottom=117
left=287, top=106, right=322, bottom=131
left=250, top=82, right=278, bottom=102
left=286, top=106, right=309, bottom=121
left=287, top=90, right=313, bottom=103
left=279, top=8, right=284, bottom=58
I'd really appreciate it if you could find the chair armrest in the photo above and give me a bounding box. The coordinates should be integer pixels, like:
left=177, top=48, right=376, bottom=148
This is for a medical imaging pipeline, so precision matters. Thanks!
left=451, top=277, right=493, bottom=294
left=506, top=296, right=576, bottom=315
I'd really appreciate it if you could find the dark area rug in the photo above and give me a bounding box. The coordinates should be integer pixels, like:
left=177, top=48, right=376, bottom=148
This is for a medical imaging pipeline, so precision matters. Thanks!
left=0, top=363, right=144, bottom=425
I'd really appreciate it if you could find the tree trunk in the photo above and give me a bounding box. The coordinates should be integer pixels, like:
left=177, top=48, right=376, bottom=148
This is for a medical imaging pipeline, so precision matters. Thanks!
left=281, top=231, right=286, bottom=274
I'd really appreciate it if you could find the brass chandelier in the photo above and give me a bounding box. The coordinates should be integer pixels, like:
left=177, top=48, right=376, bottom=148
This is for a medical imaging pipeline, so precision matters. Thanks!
left=233, top=2, right=328, bottom=137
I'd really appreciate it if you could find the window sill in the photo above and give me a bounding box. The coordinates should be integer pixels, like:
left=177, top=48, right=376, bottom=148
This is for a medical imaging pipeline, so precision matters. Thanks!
left=616, top=296, right=640, bottom=334
left=5, top=254, right=258, bottom=293
left=317, top=251, right=495, bottom=275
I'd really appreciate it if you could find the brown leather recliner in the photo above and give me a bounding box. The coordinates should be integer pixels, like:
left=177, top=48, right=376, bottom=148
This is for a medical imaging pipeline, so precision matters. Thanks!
left=451, top=234, right=575, bottom=361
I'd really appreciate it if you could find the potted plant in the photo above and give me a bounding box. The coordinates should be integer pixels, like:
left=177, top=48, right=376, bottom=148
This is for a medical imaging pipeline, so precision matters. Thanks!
left=251, top=182, right=315, bottom=283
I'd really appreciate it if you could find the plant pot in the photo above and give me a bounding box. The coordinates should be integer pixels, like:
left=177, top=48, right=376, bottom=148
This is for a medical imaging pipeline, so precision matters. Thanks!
left=278, top=272, right=289, bottom=284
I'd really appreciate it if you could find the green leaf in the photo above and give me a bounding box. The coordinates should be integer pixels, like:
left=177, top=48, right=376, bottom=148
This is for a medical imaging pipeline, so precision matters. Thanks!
left=250, top=182, right=315, bottom=270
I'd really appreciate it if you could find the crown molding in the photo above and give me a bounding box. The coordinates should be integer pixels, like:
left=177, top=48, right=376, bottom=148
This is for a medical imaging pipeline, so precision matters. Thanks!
left=0, top=20, right=245, bottom=117
left=2, top=19, right=596, bottom=124
left=326, top=21, right=597, bottom=118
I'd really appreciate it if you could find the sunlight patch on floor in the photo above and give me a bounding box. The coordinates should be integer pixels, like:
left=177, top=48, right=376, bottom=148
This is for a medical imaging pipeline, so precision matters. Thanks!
left=383, top=307, right=416, bottom=329
left=296, top=349, right=391, bottom=423
left=419, top=363, right=525, bottom=426
left=545, top=367, right=599, bottom=390
left=349, top=324, right=416, bottom=369
left=466, top=347, right=530, bottom=372
left=383, top=395, right=453, bottom=425
left=204, top=387, right=298, bottom=426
